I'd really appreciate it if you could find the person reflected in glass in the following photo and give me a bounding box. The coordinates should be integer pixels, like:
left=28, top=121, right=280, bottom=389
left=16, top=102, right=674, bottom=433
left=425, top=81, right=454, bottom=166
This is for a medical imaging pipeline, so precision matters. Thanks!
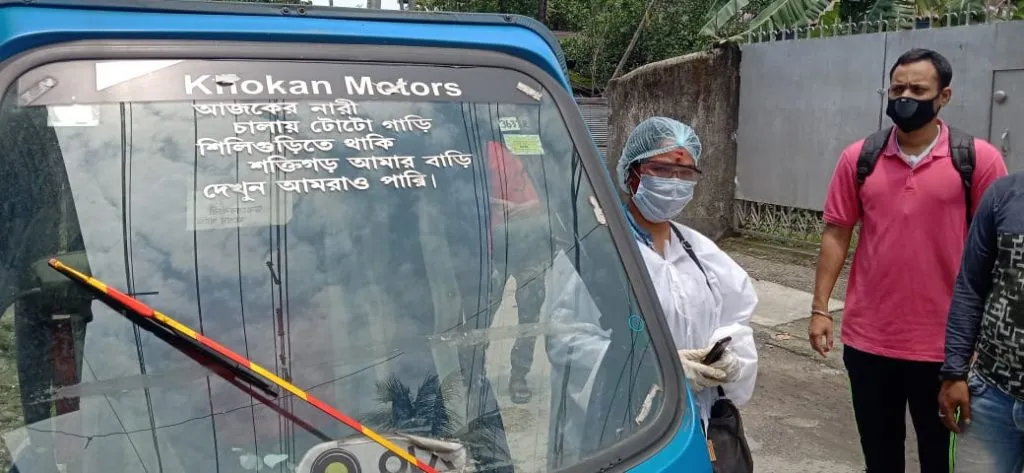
left=614, top=116, right=759, bottom=422
left=484, top=140, right=548, bottom=404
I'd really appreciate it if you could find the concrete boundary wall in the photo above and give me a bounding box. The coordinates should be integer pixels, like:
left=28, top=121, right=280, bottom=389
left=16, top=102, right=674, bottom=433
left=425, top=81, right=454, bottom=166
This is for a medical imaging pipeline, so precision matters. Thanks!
left=605, top=44, right=742, bottom=240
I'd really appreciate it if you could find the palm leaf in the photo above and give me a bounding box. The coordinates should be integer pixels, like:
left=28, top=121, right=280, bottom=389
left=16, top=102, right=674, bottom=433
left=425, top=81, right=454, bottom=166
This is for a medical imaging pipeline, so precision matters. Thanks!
left=375, top=375, right=412, bottom=404
left=700, top=0, right=755, bottom=36
left=451, top=412, right=512, bottom=470
left=729, top=0, right=832, bottom=39
left=373, top=375, right=415, bottom=428
left=413, top=375, right=462, bottom=437
left=366, top=374, right=464, bottom=438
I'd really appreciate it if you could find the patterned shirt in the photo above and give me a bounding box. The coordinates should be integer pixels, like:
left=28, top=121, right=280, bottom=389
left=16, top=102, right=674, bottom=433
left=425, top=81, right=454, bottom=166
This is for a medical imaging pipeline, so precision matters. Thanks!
left=944, top=171, right=1024, bottom=398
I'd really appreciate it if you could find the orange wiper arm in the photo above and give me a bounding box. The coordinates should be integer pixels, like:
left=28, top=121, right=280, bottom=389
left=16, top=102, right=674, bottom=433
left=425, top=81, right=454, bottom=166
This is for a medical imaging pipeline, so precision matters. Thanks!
left=48, top=258, right=437, bottom=473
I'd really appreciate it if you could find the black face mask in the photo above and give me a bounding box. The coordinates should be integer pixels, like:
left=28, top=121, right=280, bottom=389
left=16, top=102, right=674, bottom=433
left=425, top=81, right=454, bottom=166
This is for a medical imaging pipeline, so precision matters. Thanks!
left=886, top=95, right=940, bottom=132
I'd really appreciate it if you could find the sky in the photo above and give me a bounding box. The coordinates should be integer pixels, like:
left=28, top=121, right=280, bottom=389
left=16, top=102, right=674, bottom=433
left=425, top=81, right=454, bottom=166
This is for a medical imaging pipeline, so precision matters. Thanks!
left=308, top=0, right=402, bottom=10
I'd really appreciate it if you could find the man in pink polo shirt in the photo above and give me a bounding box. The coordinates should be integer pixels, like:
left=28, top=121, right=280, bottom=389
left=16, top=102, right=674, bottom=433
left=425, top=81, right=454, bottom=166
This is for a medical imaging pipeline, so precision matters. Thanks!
left=809, top=48, right=1007, bottom=473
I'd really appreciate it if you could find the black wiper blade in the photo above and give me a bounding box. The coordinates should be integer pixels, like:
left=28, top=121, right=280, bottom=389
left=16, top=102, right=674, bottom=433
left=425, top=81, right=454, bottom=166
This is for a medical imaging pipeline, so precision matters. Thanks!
left=123, top=302, right=279, bottom=397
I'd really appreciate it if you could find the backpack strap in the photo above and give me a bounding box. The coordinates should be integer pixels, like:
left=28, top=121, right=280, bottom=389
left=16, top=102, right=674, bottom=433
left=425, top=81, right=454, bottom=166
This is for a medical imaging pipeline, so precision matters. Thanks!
left=669, top=224, right=712, bottom=292
left=856, top=125, right=976, bottom=228
left=947, top=126, right=976, bottom=228
left=669, top=225, right=727, bottom=400
left=856, top=127, right=894, bottom=187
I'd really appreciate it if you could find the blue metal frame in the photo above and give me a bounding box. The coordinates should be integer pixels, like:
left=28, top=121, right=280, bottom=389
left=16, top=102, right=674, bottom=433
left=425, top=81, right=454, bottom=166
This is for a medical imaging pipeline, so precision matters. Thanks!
left=0, top=1, right=570, bottom=91
left=0, top=2, right=713, bottom=472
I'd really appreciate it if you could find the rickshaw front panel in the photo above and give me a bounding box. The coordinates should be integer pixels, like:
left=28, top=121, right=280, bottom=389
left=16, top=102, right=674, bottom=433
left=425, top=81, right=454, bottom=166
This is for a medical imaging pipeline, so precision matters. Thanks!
left=0, top=2, right=712, bottom=473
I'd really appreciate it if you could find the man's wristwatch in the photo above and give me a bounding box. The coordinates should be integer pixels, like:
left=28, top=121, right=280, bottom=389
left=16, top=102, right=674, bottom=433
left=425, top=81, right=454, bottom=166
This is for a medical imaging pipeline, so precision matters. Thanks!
left=939, top=371, right=968, bottom=382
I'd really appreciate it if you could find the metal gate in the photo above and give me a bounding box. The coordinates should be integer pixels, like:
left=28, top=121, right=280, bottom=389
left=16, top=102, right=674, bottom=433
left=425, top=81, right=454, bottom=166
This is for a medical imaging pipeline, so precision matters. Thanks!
left=990, top=69, right=1024, bottom=170
left=576, top=97, right=609, bottom=159
left=735, top=20, right=1024, bottom=212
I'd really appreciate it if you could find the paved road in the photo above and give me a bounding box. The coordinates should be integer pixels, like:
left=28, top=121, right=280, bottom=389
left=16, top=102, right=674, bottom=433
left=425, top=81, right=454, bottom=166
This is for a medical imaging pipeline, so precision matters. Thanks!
left=481, top=235, right=929, bottom=473
left=744, top=332, right=865, bottom=472
left=730, top=237, right=925, bottom=473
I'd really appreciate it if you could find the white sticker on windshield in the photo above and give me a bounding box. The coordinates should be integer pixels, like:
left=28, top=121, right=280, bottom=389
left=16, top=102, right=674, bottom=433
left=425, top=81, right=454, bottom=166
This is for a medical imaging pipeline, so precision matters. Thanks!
left=47, top=105, right=99, bottom=127
left=186, top=188, right=294, bottom=231
left=498, top=117, right=520, bottom=132
left=503, top=134, right=544, bottom=155
left=589, top=195, right=607, bottom=226
left=95, top=60, right=183, bottom=92
left=516, top=82, right=543, bottom=101
left=19, top=76, right=57, bottom=106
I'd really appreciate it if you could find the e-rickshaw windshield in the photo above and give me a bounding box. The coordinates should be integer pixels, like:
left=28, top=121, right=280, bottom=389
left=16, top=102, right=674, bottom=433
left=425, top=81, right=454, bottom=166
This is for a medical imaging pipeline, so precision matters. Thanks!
left=0, top=58, right=672, bottom=473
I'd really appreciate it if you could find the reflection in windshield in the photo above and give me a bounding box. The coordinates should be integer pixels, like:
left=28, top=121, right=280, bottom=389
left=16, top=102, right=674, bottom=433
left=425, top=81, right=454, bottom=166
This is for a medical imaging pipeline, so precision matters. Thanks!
left=47, top=257, right=436, bottom=473
left=0, top=59, right=669, bottom=473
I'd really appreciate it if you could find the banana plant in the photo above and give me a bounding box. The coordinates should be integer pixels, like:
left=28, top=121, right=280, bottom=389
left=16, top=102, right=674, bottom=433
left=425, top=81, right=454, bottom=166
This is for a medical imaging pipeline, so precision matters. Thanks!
left=857, top=0, right=916, bottom=21
left=699, top=0, right=972, bottom=41
left=700, top=0, right=758, bottom=35
left=734, top=0, right=835, bottom=37
left=700, top=0, right=834, bottom=37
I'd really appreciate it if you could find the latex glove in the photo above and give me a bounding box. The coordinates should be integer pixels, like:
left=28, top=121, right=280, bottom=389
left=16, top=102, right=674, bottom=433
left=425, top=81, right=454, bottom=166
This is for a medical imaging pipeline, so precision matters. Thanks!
left=708, top=348, right=741, bottom=382
left=678, top=348, right=728, bottom=392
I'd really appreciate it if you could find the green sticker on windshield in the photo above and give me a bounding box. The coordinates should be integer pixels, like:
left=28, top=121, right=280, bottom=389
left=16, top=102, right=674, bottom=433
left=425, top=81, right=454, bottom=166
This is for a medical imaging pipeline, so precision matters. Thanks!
left=503, top=134, right=544, bottom=155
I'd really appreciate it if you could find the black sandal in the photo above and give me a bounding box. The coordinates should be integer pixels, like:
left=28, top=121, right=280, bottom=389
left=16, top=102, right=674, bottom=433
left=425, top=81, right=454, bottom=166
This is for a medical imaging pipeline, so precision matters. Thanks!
left=510, top=376, right=532, bottom=404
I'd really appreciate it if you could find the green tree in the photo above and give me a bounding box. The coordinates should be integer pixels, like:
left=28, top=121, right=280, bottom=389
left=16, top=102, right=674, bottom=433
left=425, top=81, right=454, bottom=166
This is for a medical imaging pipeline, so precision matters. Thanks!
left=558, top=0, right=724, bottom=93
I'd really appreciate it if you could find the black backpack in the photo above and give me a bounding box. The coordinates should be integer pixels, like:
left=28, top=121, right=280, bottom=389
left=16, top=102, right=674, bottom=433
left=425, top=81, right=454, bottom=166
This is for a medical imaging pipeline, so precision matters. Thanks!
left=856, top=125, right=976, bottom=227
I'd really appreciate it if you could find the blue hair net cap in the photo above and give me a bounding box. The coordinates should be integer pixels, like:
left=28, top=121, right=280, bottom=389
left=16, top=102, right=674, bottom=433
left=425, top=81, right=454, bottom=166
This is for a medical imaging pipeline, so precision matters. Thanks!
left=615, top=116, right=702, bottom=192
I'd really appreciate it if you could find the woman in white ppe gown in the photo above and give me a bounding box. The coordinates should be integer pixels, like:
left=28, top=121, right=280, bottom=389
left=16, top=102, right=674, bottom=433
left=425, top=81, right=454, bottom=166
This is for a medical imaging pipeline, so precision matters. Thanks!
left=615, top=116, right=759, bottom=423
left=541, top=116, right=758, bottom=468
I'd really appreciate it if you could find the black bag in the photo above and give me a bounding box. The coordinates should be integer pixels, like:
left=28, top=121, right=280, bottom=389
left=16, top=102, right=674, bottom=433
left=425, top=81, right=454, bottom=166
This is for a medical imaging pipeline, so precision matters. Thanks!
left=856, top=125, right=976, bottom=227
left=705, top=386, right=754, bottom=473
left=670, top=224, right=754, bottom=473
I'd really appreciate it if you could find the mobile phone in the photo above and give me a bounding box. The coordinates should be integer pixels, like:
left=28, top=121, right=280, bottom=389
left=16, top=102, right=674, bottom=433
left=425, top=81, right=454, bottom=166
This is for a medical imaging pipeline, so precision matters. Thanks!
left=701, top=336, right=733, bottom=365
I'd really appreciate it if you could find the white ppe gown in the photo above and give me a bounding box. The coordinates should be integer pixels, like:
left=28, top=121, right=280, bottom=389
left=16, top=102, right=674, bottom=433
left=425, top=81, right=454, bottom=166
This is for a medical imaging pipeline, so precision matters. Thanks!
left=540, top=222, right=758, bottom=467
left=639, top=222, right=758, bottom=422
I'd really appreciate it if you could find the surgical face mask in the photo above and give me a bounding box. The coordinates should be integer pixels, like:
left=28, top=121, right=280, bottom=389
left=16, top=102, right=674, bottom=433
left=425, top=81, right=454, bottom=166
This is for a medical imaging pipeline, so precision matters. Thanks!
left=886, top=95, right=940, bottom=132
left=632, top=175, right=696, bottom=223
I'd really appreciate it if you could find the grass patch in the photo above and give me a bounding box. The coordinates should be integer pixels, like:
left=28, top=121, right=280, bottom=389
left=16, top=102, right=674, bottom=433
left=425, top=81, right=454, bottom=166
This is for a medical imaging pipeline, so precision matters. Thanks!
left=0, top=307, right=20, bottom=472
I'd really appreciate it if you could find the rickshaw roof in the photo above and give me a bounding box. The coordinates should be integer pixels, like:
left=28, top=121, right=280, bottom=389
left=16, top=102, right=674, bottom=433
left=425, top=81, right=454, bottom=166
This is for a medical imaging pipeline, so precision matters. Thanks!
left=0, top=0, right=571, bottom=92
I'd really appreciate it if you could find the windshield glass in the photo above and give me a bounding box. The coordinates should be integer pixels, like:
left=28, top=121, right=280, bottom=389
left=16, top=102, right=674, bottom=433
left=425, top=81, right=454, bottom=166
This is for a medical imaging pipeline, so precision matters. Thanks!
left=0, top=58, right=669, bottom=473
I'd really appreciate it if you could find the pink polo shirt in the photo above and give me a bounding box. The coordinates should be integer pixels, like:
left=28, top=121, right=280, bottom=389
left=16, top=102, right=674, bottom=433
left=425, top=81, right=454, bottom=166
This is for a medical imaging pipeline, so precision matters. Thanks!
left=823, top=121, right=1007, bottom=362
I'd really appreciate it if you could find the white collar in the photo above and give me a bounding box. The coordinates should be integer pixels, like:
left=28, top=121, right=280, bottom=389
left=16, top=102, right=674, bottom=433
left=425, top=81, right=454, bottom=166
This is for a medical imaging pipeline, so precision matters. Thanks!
left=897, top=124, right=941, bottom=167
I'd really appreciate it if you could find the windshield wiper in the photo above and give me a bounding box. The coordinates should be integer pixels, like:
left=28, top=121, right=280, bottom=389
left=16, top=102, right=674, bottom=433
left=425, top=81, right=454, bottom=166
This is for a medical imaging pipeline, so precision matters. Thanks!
left=48, top=258, right=438, bottom=473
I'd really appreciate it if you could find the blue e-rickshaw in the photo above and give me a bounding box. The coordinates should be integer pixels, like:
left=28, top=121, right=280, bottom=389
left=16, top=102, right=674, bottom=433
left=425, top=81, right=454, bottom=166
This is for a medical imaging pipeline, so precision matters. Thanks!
left=0, top=1, right=712, bottom=472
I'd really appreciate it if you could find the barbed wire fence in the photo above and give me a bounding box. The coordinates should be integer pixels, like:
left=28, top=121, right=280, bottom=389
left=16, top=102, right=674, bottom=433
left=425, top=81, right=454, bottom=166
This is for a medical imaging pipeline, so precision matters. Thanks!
left=741, top=7, right=1018, bottom=43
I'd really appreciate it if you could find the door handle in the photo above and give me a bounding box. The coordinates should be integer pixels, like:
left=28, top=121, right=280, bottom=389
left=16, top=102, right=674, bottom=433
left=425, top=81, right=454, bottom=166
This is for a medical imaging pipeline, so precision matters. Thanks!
left=1001, top=129, right=1011, bottom=155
